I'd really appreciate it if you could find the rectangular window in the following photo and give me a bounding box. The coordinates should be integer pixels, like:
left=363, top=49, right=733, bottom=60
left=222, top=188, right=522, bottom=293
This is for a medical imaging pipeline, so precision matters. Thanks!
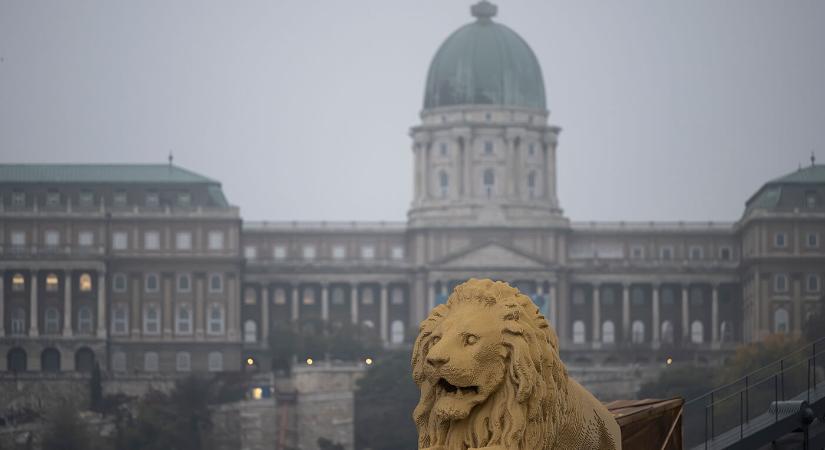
left=807, top=233, right=819, bottom=248
left=689, top=246, right=703, bottom=260
left=302, top=245, right=316, bottom=260
left=176, top=305, right=193, bottom=334
left=113, top=190, right=128, bottom=207
left=112, top=273, right=127, bottom=293
left=774, top=274, right=789, bottom=293
left=630, top=246, right=644, bottom=259
left=719, top=247, right=732, bottom=261
left=332, top=245, right=347, bottom=260
left=775, top=232, right=787, bottom=248
left=78, top=190, right=94, bottom=207
left=361, top=245, right=375, bottom=260
left=807, top=274, right=821, bottom=293
left=391, top=245, right=405, bottom=260
left=11, top=191, right=25, bottom=207
left=112, top=231, right=128, bottom=250
left=145, top=191, right=160, bottom=207
left=176, top=192, right=191, bottom=207
left=175, top=231, right=192, bottom=250
left=209, top=274, right=223, bottom=293
left=177, top=273, right=191, bottom=293
left=176, top=352, right=191, bottom=372
left=46, top=191, right=61, bottom=207
left=208, top=231, right=224, bottom=250
left=112, top=305, right=129, bottom=335
left=273, top=245, right=287, bottom=260
left=483, top=141, right=494, bottom=155
left=44, top=230, right=60, bottom=247
left=145, top=273, right=160, bottom=293
left=11, top=231, right=26, bottom=247
left=78, top=231, right=94, bottom=247
left=143, top=305, right=161, bottom=334
left=244, top=245, right=258, bottom=259
left=144, top=231, right=160, bottom=250
left=659, top=246, right=674, bottom=260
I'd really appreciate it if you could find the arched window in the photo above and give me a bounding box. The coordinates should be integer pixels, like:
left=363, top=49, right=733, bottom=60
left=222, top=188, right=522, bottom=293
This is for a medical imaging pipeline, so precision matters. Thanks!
left=11, top=307, right=26, bottom=335
left=7, top=348, right=27, bottom=372
left=209, top=274, right=223, bottom=293
left=111, top=351, right=127, bottom=372
left=774, top=308, right=789, bottom=334
left=45, top=273, right=59, bottom=292
left=572, top=320, right=586, bottom=344
left=691, top=320, right=705, bottom=344
left=302, top=288, right=316, bottom=305
left=244, top=320, right=258, bottom=343
left=79, top=273, right=92, bottom=292
left=602, top=320, right=615, bottom=344
left=77, top=306, right=94, bottom=335
left=144, top=352, right=159, bottom=372
left=208, top=303, right=225, bottom=335
left=75, top=348, right=95, bottom=373
left=208, top=352, right=223, bottom=372
left=111, top=304, right=129, bottom=335
left=41, top=348, right=61, bottom=373
left=720, top=321, right=734, bottom=343
left=12, top=273, right=26, bottom=291
left=527, top=171, right=537, bottom=198
left=144, top=304, right=160, bottom=335
left=390, top=320, right=405, bottom=344
left=631, top=320, right=645, bottom=344
left=176, top=352, right=191, bottom=372
left=176, top=304, right=192, bottom=335
left=44, top=307, right=61, bottom=334
left=661, top=320, right=675, bottom=344
left=483, top=169, right=495, bottom=198
left=439, top=171, right=449, bottom=198
left=243, top=287, right=257, bottom=305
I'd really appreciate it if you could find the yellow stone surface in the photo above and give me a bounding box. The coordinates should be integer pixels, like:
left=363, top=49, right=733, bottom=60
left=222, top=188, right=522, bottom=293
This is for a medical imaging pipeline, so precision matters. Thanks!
left=412, top=278, right=622, bottom=450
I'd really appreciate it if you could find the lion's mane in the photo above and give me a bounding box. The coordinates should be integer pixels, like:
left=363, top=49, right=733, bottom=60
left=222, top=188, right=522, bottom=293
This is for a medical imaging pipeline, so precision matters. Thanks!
left=411, top=278, right=570, bottom=449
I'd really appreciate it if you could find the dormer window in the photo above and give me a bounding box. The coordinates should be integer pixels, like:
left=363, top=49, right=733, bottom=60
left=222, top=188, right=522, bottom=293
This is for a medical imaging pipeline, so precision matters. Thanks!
left=806, top=191, right=817, bottom=209
left=177, top=192, right=191, bottom=207
left=145, top=191, right=160, bottom=208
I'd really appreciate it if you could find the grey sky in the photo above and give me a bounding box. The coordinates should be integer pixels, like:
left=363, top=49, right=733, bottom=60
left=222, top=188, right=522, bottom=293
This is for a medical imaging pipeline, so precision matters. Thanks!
left=1, top=1, right=823, bottom=222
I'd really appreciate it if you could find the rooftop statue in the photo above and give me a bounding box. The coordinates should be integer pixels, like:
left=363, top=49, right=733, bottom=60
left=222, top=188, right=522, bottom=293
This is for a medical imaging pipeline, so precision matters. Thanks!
left=412, top=279, right=621, bottom=450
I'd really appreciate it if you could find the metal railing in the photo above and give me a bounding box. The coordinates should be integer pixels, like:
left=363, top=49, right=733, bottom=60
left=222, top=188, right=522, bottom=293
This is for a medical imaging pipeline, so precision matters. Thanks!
left=684, top=336, right=825, bottom=449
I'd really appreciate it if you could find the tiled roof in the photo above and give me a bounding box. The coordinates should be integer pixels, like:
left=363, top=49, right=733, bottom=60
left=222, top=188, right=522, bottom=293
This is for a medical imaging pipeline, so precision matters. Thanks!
left=0, top=164, right=219, bottom=184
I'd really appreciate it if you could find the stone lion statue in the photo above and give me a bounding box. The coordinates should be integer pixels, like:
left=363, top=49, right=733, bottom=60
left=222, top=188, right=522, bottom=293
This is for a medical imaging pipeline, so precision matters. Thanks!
left=412, top=278, right=621, bottom=450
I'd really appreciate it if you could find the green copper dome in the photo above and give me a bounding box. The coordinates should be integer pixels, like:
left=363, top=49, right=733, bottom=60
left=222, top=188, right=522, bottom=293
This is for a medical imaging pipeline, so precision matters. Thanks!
left=423, top=1, right=546, bottom=111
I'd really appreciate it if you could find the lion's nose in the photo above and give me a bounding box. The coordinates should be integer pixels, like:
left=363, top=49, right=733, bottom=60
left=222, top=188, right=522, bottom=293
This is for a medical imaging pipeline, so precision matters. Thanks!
left=427, top=354, right=449, bottom=369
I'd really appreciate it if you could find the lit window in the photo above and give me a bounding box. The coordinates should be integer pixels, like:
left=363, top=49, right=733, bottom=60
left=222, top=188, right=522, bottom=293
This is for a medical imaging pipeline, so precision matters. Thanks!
left=244, top=320, right=258, bottom=343
left=273, top=288, right=287, bottom=305
left=391, top=287, right=404, bottom=305
left=145, top=273, right=159, bottom=293
left=659, top=246, right=674, bottom=260
left=361, top=245, right=375, bottom=260
left=773, top=308, right=789, bottom=334
left=602, top=321, right=615, bottom=344
left=113, top=191, right=127, bottom=207
left=774, top=274, right=789, bottom=293
left=175, top=231, right=192, bottom=250
left=774, top=232, right=787, bottom=248
left=45, top=273, right=59, bottom=292
left=11, top=231, right=26, bottom=248
left=691, top=321, right=705, bottom=343
left=176, top=352, right=191, bottom=372
left=112, top=231, right=128, bottom=250
left=208, top=231, right=224, bottom=250
left=145, top=192, right=160, bottom=207
left=484, top=141, right=493, bottom=155
left=78, top=190, right=94, bottom=207
left=302, top=245, right=316, bottom=260
left=209, top=274, right=223, bottom=293
left=176, top=192, right=191, bottom=207
left=244, top=245, right=257, bottom=259
left=44, top=230, right=60, bottom=248
left=208, top=303, right=225, bottom=335
left=176, top=304, right=192, bottom=335
left=361, top=288, right=374, bottom=305
left=807, top=233, right=819, bottom=248
left=44, top=307, right=60, bottom=334
left=11, top=191, right=25, bottom=207
left=79, top=273, right=92, bottom=292
left=11, top=308, right=26, bottom=335
left=572, top=321, right=586, bottom=344
left=12, top=273, right=25, bottom=291
left=807, top=274, right=821, bottom=293
left=439, top=171, right=449, bottom=198
left=689, top=246, right=703, bottom=260
left=144, top=352, right=159, bottom=372
left=111, top=304, right=128, bottom=335
left=144, top=231, right=160, bottom=250
left=273, top=245, right=287, bottom=260
left=112, top=273, right=127, bottom=293
left=720, top=247, right=732, bottom=261
left=112, top=352, right=127, bottom=372
left=391, top=245, right=404, bottom=260
left=208, top=352, right=223, bottom=372
left=177, top=274, right=191, bottom=293
left=78, top=231, right=94, bottom=247
left=332, top=245, right=346, bottom=259
left=302, top=288, right=316, bottom=305
left=77, top=306, right=94, bottom=334
left=143, top=304, right=160, bottom=334
left=46, top=191, right=61, bottom=207
left=631, top=320, right=645, bottom=344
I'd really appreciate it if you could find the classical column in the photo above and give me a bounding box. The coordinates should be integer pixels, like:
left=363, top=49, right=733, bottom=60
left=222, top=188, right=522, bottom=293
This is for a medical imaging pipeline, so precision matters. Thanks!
left=350, top=284, right=359, bottom=325
left=681, top=284, right=690, bottom=340
left=29, top=271, right=39, bottom=337
left=0, top=272, right=5, bottom=336
left=549, top=284, right=557, bottom=328
left=321, top=283, right=329, bottom=322
left=291, top=285, right=300, bottom=322
left=711, top=284, right=719, bottom=344
left=621, top=284, right=630, bottom=342
left=261, top=286, right=270, bottom=344
left=414, top=144, right=422, bottom=202
left=651, top=283, right=660, bottom=347
left=97, top=272, right=107, bottom=337
left=428, top=281, right=437, bottom=312
left=379, top=284, right=389, bottom=343
left=63, top=273, right=73, bottom=336
left=592, top=284, right=601, bottom=345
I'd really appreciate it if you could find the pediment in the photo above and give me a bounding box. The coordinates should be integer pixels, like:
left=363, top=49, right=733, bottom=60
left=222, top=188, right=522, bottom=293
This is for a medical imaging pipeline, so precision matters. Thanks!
left=437, top=243, right=546, bottom=269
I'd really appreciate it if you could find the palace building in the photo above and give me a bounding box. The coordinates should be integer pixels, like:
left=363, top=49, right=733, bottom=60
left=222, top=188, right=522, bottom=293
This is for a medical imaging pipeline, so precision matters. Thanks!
left=2, top=1, right=823, bottom=376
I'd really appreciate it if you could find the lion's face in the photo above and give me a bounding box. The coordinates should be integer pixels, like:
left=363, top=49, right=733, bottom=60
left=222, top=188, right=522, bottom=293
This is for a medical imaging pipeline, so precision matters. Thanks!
left=423, top=303, right=508, bottom=421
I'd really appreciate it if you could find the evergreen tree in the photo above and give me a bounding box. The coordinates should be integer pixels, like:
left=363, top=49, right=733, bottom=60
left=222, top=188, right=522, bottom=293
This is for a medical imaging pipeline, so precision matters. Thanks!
left=89, top=363, right=103, bottom=413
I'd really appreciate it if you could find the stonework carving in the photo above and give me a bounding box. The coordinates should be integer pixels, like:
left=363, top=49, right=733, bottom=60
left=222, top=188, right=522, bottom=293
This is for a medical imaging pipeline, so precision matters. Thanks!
left=412, top=279, right=621, bottom=450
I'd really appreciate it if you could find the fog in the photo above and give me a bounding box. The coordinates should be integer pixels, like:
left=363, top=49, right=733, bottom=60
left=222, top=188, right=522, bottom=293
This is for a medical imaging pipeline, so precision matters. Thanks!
left=1, top=0, right=824, bottom=222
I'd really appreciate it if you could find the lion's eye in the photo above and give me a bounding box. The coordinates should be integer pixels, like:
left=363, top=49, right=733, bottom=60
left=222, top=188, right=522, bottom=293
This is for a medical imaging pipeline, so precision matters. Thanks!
left=431, top=336, right=441, bottom=345
left=464, top=334, right=479, bottom=346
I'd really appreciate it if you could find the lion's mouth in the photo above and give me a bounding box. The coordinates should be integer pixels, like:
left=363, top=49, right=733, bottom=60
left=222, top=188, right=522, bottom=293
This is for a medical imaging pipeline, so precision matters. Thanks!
left=437, top=378, right=479, bottom=397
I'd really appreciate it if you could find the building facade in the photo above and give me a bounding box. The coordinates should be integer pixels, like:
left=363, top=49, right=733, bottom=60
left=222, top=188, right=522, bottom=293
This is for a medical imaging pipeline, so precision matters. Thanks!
left=2, top=1, right=824, bottom=376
